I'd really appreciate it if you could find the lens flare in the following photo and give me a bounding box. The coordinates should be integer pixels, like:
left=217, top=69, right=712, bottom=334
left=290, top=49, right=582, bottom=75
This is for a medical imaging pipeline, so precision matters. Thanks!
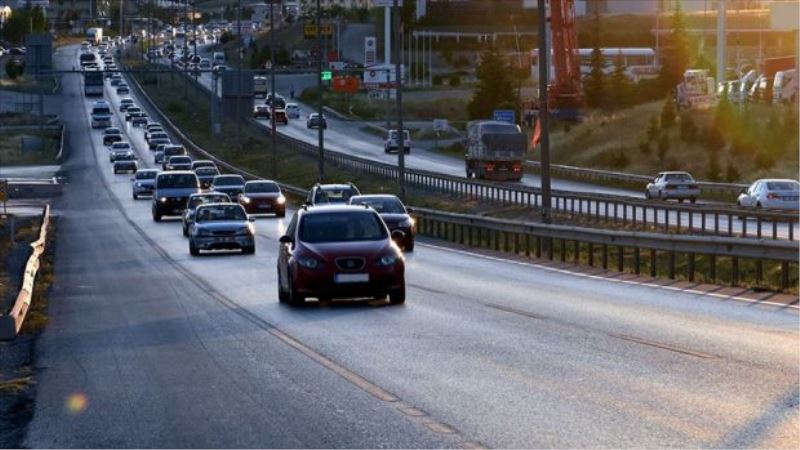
left=65, top=393, right=89, bottom=415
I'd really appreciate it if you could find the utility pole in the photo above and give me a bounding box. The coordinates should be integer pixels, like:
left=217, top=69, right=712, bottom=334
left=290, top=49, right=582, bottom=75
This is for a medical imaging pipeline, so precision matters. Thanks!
left=394, top=0, right=405, bottom=201
left=537, top=0, right=551, bottom=224
left=716, top=0, right=726, bottom=85
left=236, top=0, right=242, bottom=149
left=192, top=1, right=197, bottom=63
left=316, top=0, right=324, bottom=182
left=119, top=0, right=124, bottom=38
left=270, top=0, right=277, bottom=179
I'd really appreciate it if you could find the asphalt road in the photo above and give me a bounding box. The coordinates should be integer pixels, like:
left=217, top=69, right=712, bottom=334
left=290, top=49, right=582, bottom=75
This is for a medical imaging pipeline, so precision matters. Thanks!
left=25, top=45, right=800, bottom=448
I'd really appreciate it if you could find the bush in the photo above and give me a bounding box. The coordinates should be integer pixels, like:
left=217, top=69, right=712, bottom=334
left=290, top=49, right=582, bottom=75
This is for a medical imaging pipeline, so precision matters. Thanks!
left=449, top=74, right=461, bottom=87
left=432, top=74, right=443, bottom=86
left=725, top=160, right=741, bottom=182
left=646, top=115, right=659, bottom=141
left=657, top=134, right=669, bottom=161
left=660, top=97, right=676, bottom=128
left=678, top=113, right=698, bottom=142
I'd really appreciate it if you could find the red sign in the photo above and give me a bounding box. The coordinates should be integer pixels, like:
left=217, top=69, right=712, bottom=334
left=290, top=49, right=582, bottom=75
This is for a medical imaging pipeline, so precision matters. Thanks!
left=332, top=75, right=360, bottom=93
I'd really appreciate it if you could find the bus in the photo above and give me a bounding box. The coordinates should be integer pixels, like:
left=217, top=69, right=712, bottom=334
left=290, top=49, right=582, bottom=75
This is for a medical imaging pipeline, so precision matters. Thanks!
left=84, top=69, right=105, bottom=97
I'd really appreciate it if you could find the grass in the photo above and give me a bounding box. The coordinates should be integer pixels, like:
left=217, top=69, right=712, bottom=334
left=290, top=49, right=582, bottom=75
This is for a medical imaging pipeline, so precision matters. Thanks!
left=0, top=75, right=57, bottom=94
left=0, top=130, right=60, bottom=166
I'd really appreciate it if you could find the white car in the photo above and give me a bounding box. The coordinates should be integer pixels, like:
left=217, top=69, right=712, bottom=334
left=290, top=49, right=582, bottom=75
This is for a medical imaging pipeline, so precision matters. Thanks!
left=645, top=171, right=701, bottom=203
left=737, top=179, right=800, bottom=211
left=285, top=103, right=301, bottom=119
left=384, top=129, right=411, bottom=154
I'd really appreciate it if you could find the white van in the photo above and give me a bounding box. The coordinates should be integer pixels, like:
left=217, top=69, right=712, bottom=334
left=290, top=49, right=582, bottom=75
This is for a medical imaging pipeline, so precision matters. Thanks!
left=212, top=52, right=225, bottom=66
left=90, top=100, right=112, bottom=129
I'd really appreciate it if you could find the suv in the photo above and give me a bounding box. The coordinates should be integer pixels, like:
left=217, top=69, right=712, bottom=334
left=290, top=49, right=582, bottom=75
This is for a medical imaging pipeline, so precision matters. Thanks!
left=152, top=171, right=201, bottom=221
left=305, top=183, right=361, bottom=206
left=384, top=129, right=411, bottom=154
left=277, top=205, right=406, bottom=305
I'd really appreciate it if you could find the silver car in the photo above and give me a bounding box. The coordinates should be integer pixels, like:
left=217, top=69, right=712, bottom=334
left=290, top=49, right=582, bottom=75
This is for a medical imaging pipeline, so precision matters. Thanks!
left=189, top=203, right=255, bottom=256
left=645, top=171, right=701, bottom=203
left=131, top=169, right=159, bottom=199
left=737, top=179, right=800, bottom=211
left=182, top=192, right=231, bottom=236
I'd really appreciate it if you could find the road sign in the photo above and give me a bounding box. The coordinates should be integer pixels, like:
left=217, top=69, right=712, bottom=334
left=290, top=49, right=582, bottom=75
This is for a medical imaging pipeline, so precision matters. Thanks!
left=304, top=24, right=334, bottom=39
left=433, top=119, right=448, bottom=132
left=321, top=71, right=332, bottom=81
left=364, top=36, right=376, bottom=66
left=493, top=109, right=516, bottom=124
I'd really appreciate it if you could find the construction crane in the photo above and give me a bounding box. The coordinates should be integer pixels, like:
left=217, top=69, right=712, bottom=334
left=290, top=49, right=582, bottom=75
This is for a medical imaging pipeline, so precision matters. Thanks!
left=548, top=0, right=582, bottom=119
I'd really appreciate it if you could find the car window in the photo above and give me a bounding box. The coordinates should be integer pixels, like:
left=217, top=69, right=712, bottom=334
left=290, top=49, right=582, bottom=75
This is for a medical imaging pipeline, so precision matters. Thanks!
left=666, top=173, right=693, bottom=182
left=112, top=142, right=131, bottom=149
left=766, top=181, right=798, bottom=191
left=170, top=156, right=191, bottom=163
left=350, top=197, right=406, bottom=214
left=314, top=188, right=356, bottom=204
left=196, top=168, right=219, bottom=176
left=135, top=171, right=157, bottom=180
left=299, top=212, right=387, bottom=243
left=157, top=173, right=198, bottom=188
left=214, top=176, right=244, bottom=186
left=246, top=182, right=280, bottom=193
left=196, top=204, right=247, bottom=222
left=188, top=194, right=228, bottom=208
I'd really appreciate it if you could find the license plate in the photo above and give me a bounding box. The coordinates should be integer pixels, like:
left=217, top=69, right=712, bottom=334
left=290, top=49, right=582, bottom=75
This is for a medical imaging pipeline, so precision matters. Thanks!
left=258, top=204, right=272, bottom=209
left=334, top=273, right=369, bottom=283
left=678, top=186, right=688, bottom=190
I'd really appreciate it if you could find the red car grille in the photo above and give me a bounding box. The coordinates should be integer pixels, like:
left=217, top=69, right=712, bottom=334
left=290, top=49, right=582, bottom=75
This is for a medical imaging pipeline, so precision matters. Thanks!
left=335, top=257, right=366, bottom=271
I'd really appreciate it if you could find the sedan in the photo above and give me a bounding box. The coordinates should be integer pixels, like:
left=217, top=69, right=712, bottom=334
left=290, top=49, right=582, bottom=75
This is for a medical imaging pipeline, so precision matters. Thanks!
left=350, top=194, right=415, bottom=251
left=191, top=160, right=216, bottom=171
left=166, top=155, right=193, bottom=171
left=737, top=179, right=800, bottom=211
left=277, top=205, right=405, bottom=305
left=116, top=83, right=130, bottom=95
left=118, top=98, right=135, bottom=112
left=645, top=171, right=700, bottom=203
left=209, top=174, right=246, bottom=201
left=195, top=167, right=220, bottom=189
left=110, top=74, right=123, bottom=86
left=149, top=137, right=171, bottom=152
left=113, top=153, right=138, bottom=174
left=182, top=192, right=232, bottom=236
left=189, top=203, right=255, bottom=256
left=306, top=113, right=327, bottom=129
left=124, top=106, right=142, bottom=121
left=238, top=180, right=286, bottom=217
left=285, top=103, right=300, bottom=119
left=131, top=169, right=159, bottom=199
left=131, top=112, right=149, bottom=127
left=102, top=127, right=123, bottom=145
left=109, top=142, right=132, bottom=162
left=147, top=130, right=169, bottom=145
left=253, top=105, right=270, bottom=119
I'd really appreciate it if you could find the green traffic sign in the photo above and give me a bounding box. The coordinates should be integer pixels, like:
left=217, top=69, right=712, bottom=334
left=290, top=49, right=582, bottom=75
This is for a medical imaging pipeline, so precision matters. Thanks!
left=321, top=71, right=332, bottom=81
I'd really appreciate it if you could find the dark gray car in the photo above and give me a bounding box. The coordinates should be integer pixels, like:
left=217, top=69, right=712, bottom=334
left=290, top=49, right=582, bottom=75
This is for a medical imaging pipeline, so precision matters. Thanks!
left=209, top=174, right=246, bottom=201
left=189, top=203, right=255, bottom=256
left=152, top=171, right=201, bottom=221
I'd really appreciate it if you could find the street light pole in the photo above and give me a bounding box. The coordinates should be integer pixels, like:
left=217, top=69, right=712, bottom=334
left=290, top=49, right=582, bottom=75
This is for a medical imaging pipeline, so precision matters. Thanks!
left=316, top=0, right=324, bottom=182
left=270, top=0, right=277, bottom=179
left=537, top=0, right=552, bottom=224
left=393, top=0, right=405, bottom=201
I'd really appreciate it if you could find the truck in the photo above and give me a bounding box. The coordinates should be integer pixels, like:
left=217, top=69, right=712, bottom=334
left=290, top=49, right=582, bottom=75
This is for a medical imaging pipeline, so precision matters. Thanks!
left=464, top=120, right=527, bottom=181
left=253, top=75, right=268, bottom=98
left=86, top=27, right=103, bottom=46
left=83, top=69, right=104, bottom=97
left=773, top=69, right=798, bottom=104
left=749, top=56, right=796, bottom=103
left=676, top=69, right=716, bottom=110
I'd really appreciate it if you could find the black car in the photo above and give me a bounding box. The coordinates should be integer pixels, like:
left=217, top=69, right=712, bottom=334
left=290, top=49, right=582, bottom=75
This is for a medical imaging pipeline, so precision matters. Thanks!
left=350, top=194, right=415, bottom=251
left=152, top=171, right=201, bottom=221
left=209, top=174, right=246, bottom=201
left=102, top=127, right=123, bottom=145
left=305, top=183, right=360, bottom=206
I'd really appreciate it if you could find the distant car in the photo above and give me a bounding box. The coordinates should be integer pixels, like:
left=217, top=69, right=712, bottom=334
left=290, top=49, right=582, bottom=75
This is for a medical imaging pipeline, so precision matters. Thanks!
left=145, top=125, right=164, bottom=141
left=209, top=174, right=246, bottom=201
left=198, top=58, right=212, bottom=70
left=305, top=183, right=360, bottom=206
left=147, top=130, right=169, bottom=144
left=645, top=171, right=700, bottom=203
left=116, top=83, right=130, bottom=95
left=166, top=155, right=193, bottom=171
left=191, top=160, right=216, bottom=171
left=350, top=194, right=415, bottom=251
left=152, top=171, right=201, bottom=221
left=189, top=203, right=255, bottom=256
left=277, top=205, right=405, bottom=305
left=154, top=149, right=166, bottom=165
left=384, top=129, right=411, bottom=154
left=253, top=105, right=270, bottom=119
left=161, top=145, right=186, bottom=168
left=306, top=113, right=327, bottom=129
left=271, top=108, right=288, bottom=125
left=239, top=180, right=286, bottom=217
left=113, top=152, right=138, bottom=174
left=181, top=192, right=232, bottom=236
left=737, top=179, right=800, bottom=211
left=131, top=112, right=149, bottom=127
left=149, top=137, right=171, bottom=152
left=131, top=168, right=159, bottom=199
left=119, top=98, right=135, bottom=112
left=195, top=167, right=220, bottom=189
left=109, top=147, right=133, bottom=163
left=285, top=103, right=300, bottom=119
left=102, top=127, right=123, bottom=145
left=110, top=73, right=123, bottom=86
left=124, top=106, right=142, bottom=121
left=109, top=141, right=132, bottom=161
left=265, top=94, right=285, bottom=109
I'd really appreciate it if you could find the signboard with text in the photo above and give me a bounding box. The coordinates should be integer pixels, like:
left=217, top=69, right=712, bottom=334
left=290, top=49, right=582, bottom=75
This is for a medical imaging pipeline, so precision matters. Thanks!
left=493, top=109, right=516, bottom=124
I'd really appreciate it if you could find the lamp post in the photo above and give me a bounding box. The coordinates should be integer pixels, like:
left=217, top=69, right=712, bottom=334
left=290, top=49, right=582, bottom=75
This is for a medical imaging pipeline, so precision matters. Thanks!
left=537, top=0, right=551, bottom=223
left=316, top=0, right=324, bottom=182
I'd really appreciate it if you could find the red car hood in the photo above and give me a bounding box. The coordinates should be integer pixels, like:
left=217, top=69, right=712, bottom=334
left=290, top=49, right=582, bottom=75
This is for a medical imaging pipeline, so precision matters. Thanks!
left=301, top=240, right=393, bottom=263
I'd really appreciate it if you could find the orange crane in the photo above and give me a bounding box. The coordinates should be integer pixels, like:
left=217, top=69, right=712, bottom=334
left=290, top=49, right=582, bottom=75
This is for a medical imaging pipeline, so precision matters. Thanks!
left=548, top=0, right=582, bottom=118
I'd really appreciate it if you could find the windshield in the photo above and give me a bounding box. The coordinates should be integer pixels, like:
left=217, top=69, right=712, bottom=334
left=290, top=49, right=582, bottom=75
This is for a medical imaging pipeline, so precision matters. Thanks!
left=111, top=143, right=130, bottom=149
left=483, top=123, right=518, bottom=134
left=299, top=212, right=387, bottom=243
left=105, top=128, right=120, bottom=134
left=314, top=188, right=356, bottom=204
left=92, top=107, right=111, bottom=115
left=189, top=195, right=229, bottom=208
left=350, top=197, right=406, bottom=214
left=246, top=182, right=280, bottom=193
left=766, top=181, right=799, bottom=191
left=196, top=204, right=247, bottom=222
left=164, top=146, right=184, bottom=155
left=135, top=171, right=157, bottom=180
left=170, top=157, right=191, bottom=164
left=157, top=173, right=198, bottom=189
left=214, top=176, right=244, bottom=186
left=196, top=168, right=219, bottom=176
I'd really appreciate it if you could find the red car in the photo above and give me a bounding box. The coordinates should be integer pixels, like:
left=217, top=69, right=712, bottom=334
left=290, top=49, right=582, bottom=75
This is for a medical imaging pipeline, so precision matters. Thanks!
left=238, top=180, right=286, bottom=217
left=271, top=108, right=289, bottom=125
left=277, top=205, right=405, bottom=305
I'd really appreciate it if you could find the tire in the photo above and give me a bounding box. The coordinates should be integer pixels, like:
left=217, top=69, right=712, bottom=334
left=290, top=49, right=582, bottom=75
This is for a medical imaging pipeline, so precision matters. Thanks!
left=189, top=241, right=200, bottom=256
left=405, top=148, right=410, bottom=154
left=133, top=193, right=138, bottom=200
left=182, top=224, right=188, bottom=237
left=678, top=198, right=684, bottom=203
left=288, top=275, right=305, bottom=306
left=645, top=190, right=651, bottom=200
left=756, top=202, right=762, bottom=209
left=278, top=269, right=289, bottom=303
left=389, top=286, right=406, bottom=304
left=276, top=211, right=285, bottom=218
left=152, top=209, right=162, bottom=222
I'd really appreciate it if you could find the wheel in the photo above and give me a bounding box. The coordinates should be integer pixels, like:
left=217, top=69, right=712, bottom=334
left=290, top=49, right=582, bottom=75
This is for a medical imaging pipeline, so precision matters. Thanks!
left=389, top=286, right=406, bottom=304
left=645, top=190, right=651, bottom=200
left=242, top=245, right=255, bottom=255
left=756, top=202, right=762, bottom=209
left=405, top=239, right=414, bottom=252
left=384, top=147, right=390, bottom=153
left=152, top=210, right=162, bottom=222
left=288, top=275, right=305, bottom=306
left=133, top=193, right=138, bottom=200
left=189, top=241, right=200, bottom=256
left=404, top=148, right=410, bottom=154
left=278, top=269, right=289, bottom=303
left=182, top=224, right=188, bottom=237
left=678, top=198, right=684, bottom=203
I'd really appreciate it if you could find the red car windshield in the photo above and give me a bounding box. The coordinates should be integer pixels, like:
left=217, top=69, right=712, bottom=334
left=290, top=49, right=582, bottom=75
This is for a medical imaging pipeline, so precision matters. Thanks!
left=299, top=212, right=386, bottom=243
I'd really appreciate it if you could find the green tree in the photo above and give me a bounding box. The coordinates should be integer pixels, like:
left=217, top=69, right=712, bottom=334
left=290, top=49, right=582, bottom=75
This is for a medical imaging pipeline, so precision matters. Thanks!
left=724, top=160, right=740, bottom=182
left=661, top=97, right=676, bottom=128
left=607, top=52, right=631, bottom=109
left=706, top=147, right=721, bottom=181
left=467, top=44, right=518, bottom=120
left=584, top=11, right=605, bottom=108
left=659, top=3, right=690, bottom=92
left=31, top=6, right=47, bottom=33
left=1, top=9, right=30, bottom=45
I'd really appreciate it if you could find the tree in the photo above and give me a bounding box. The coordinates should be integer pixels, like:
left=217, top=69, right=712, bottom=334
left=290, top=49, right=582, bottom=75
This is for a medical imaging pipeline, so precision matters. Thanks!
left=659, top=3, right=690, bottom=92
left=467, top=44, right=518, bottom=120
left=647, top=115, right=660, bottom=141
left=584, top=10, right=605, bottom=108
left=31, top=6, right=47, bottom=33
left=607, top=52, right=631, bottom=109
left=1, top=9, right=30, bottom=45
left=660, top=96, right=676, bottom=128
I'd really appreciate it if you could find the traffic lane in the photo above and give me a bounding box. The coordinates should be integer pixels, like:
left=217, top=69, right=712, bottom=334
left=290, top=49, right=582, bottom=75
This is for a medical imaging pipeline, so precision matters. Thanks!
left=28, top=44, right=458, bottom=449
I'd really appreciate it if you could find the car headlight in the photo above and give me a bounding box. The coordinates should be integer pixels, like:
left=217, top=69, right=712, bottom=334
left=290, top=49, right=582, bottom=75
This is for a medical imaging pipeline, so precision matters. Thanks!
left=159, top=197, right=168, bottom=203
left=135, top=182, right=142, bottom=187
left=376, top=254, right=397, bottom=267
left=276, top=195, right=286, bottom=205
left=297, top=257, right=324, bottom=269
left=240, top=196, right=250, bottom=204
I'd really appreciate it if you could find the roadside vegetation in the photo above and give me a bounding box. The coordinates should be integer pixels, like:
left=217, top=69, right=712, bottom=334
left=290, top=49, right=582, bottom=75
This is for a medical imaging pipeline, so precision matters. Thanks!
left=0, top=129, right=60, bottom=166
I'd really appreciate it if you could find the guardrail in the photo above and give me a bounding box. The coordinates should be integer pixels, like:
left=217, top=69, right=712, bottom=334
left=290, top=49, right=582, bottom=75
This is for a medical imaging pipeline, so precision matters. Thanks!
left=0, top=205, right=51, bottom=340
left=128, top=69, right=799, bottom=293
left=412, top=207, right=798, bottom=291
left=132, top=62, right=799, bottom=242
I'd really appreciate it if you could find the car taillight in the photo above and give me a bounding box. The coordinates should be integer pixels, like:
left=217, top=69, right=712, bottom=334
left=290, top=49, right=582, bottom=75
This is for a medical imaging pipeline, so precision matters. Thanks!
left=512, top=164, right=522, bottom=172
left=767, top=193, right=779, bottom=199
left=485, top=164, right=495, bottom=171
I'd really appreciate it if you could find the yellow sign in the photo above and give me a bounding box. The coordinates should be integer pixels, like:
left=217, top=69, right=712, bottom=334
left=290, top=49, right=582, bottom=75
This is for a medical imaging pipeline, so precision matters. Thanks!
left=304, top=24, right=334, bottom=38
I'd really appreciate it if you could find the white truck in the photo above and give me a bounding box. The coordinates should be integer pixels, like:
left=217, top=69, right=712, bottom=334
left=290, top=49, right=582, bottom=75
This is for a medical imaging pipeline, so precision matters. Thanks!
left=773, top=69, right=798, bottom=104
left=86, top=27, right=103, bottom=46
left=253, top=76, right=268, bottom=98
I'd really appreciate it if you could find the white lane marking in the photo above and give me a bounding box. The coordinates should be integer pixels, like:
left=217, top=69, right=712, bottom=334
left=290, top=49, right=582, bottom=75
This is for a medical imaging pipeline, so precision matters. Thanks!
left=418, top=242, right=800, bottom=311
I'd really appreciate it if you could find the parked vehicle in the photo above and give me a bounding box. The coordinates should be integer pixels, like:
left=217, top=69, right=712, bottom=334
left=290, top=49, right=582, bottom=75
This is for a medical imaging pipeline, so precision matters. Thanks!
left=464, top=120, right=526, bottom=181
left=773, top=69, right=798, bottom=104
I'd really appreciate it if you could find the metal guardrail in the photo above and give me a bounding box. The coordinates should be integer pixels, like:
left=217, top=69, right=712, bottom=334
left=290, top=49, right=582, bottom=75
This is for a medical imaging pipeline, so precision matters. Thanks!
left=128, top=69, right=799, bottom=293
left=0, top=205, right=51, bottom=340
left=136, top=61, right=799, bottom=242
left=412, top=207, right=798, bottom=291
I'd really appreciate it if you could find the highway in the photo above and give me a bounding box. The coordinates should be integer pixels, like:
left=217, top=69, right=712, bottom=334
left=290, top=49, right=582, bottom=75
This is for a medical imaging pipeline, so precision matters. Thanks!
left=24, top=45, right=800, bottom=448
